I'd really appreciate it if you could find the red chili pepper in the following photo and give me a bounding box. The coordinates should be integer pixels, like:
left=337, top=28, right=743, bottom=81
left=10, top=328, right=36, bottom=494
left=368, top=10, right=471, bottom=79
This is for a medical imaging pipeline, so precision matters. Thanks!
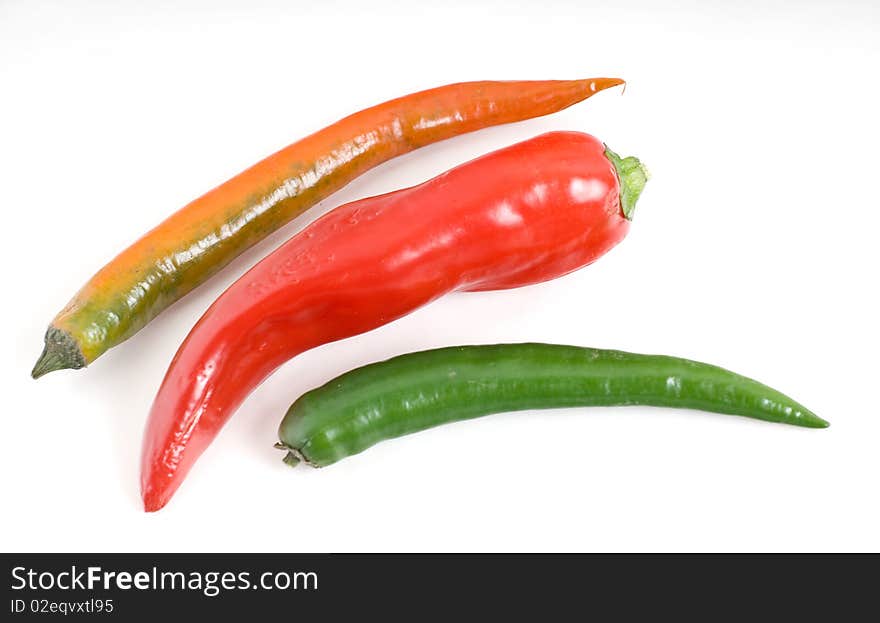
left=141, top=131, right=649, bottom=511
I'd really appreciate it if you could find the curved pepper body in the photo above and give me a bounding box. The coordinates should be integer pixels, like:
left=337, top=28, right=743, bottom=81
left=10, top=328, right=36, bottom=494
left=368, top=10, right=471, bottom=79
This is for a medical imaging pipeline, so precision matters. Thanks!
left=33, top=78, right=623, bottom=377
left=278, top=343, right=828, bottom=468
left=141, top=131, right=640, bottom=511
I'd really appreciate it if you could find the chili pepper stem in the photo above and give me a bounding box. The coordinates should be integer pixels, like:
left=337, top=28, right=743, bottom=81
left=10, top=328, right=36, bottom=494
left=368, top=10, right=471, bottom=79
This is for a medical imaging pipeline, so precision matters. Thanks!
left=31, top=327, right=85, bottom=379
left=275, top=442, right=303, bottom=468
left=604, top=146, right=649, bottom=220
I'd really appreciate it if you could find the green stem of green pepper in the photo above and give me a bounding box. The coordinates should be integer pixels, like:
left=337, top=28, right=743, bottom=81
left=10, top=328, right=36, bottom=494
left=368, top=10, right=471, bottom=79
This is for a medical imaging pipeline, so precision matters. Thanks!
left=277, top=343, right=827, bottom=468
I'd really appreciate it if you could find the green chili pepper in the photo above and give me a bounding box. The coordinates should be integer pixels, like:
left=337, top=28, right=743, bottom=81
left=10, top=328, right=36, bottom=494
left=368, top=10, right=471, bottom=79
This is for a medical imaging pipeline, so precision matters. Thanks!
left=276, top=343, right=827, bottom=468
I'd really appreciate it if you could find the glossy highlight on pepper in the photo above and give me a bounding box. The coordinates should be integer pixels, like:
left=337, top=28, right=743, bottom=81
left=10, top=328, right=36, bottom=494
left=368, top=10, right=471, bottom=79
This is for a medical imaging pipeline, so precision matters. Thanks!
left=277, top=343, right=828, bottom=469
left=32, top=77, right=624, bottom=378
left=141, top=131, right=647, bottom=511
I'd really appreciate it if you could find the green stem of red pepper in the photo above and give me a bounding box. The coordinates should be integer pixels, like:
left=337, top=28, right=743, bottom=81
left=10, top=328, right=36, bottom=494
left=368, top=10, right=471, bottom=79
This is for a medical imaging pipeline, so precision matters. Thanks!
left=605, top=146, right=649, bottom=220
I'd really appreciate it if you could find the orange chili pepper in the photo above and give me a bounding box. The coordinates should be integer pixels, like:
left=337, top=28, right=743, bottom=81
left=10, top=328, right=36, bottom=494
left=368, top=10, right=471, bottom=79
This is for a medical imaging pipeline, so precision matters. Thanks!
left=33, top=78, right=623, bottom=378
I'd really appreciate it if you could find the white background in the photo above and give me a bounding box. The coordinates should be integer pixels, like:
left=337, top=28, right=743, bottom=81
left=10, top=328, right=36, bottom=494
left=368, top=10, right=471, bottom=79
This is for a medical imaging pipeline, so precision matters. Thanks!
left=1, top=0, right=877, bottom=552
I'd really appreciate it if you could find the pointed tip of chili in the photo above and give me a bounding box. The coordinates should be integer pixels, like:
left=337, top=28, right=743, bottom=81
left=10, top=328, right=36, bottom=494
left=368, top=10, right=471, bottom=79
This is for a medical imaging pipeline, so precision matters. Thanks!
left=31, top=327, right=86, bottom=379
left=142, top=484, right=170, bottom=513
left=604, top=145, right=649, bottom=221
left=589, top=77, right=626, bottom=93
left=800, top=411, right=831, bottom=429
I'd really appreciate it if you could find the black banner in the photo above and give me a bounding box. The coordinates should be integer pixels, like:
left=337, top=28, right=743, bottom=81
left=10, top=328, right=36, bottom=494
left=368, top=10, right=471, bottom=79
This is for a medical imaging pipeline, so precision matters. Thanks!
left=1, top=553, right=872, bottom=620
